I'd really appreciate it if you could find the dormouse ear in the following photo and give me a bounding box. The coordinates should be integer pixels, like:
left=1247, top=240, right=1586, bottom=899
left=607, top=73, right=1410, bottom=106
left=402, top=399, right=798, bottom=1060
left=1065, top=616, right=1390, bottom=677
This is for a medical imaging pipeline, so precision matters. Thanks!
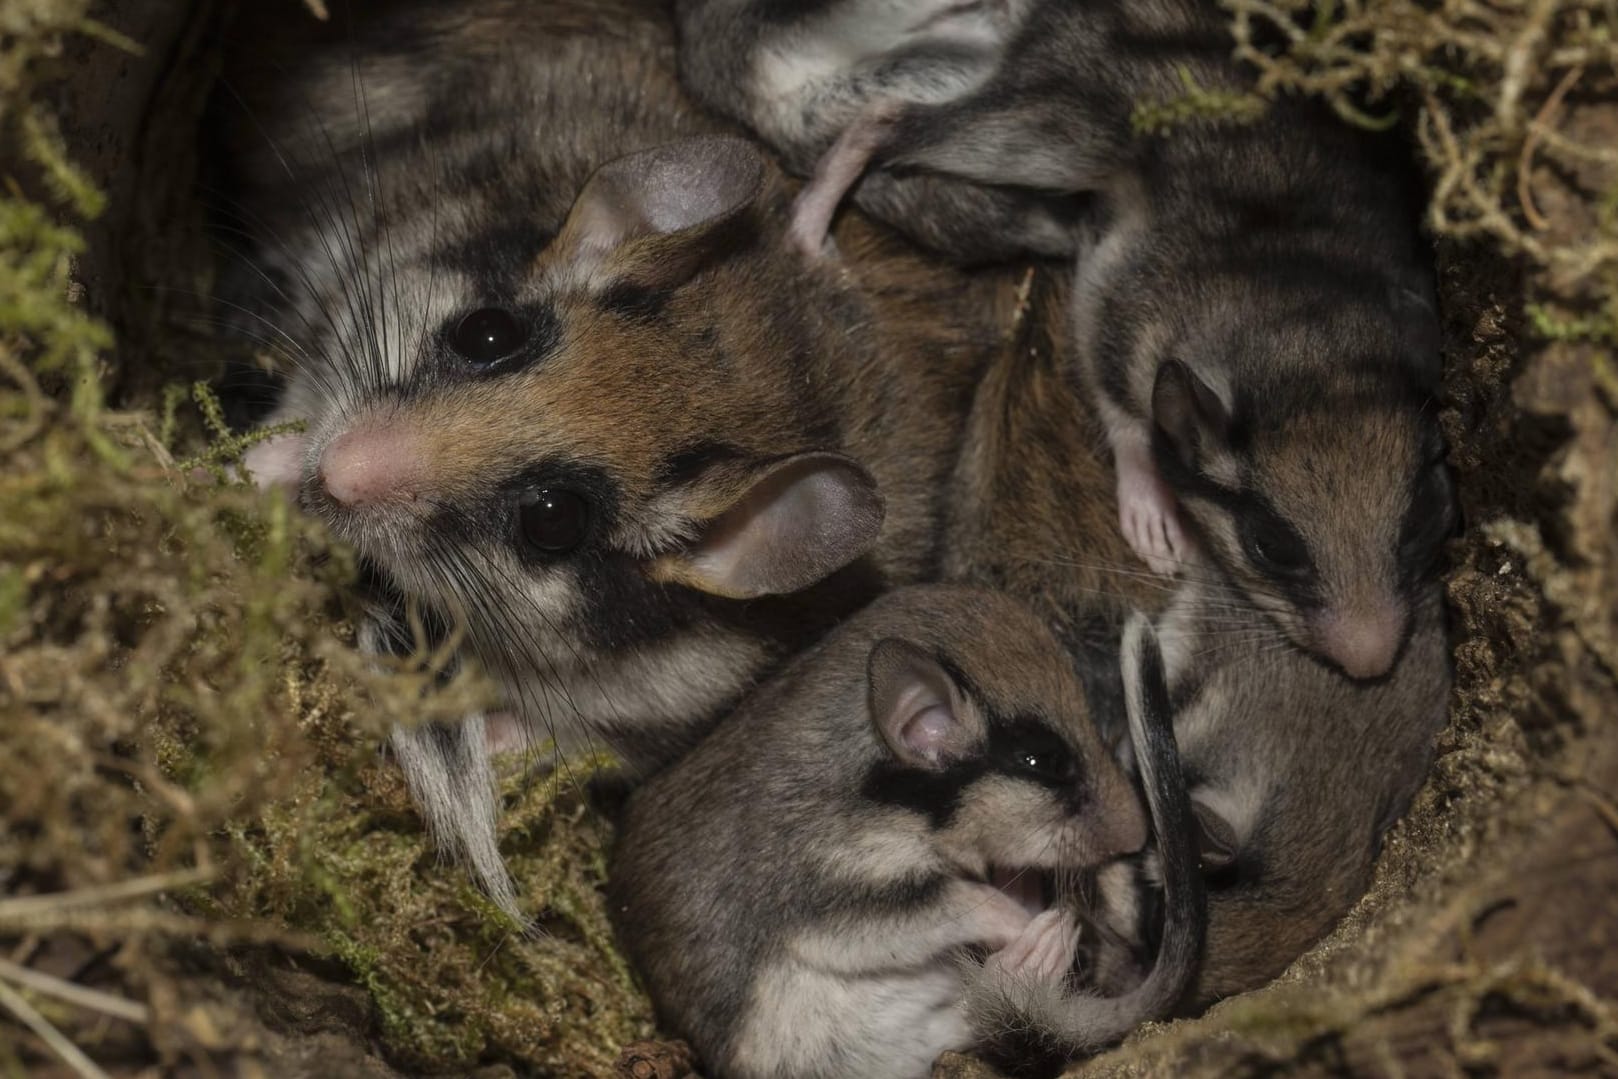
left=554, top=135, right=765, bottom=288
left=1151, top=359, right=1230, bottom=471
left=1190, top=798, right=1239, bottom=872
left=648, top=452, right=884, bottom=599
left=867, top=638, right=980, bottom=770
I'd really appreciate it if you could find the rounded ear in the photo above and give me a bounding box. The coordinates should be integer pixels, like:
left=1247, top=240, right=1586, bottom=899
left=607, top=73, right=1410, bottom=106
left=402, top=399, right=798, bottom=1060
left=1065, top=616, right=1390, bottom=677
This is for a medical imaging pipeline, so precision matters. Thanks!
left=648, top=452, right=884, bottom=599
left=554, top=135, right=765, bottom=287
left=1190, top=798, right=1239, bottom=872
left=1151, top=359, right=1229, bottom=471
left=867, top=638, right=980, bottom=769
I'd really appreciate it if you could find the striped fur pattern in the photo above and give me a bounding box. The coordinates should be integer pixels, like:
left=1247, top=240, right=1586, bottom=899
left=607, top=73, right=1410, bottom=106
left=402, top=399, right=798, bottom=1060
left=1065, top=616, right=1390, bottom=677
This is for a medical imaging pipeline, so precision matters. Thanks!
left=965, top=611, right=1205, bottom=1065
left=1151, top=571, right=1451, bottom=1005
left=674, top=0, right=1455, bottom=682
left=216, top=0, right=1006, bottom=917
left=610, top=586, right=1149, bottom=1079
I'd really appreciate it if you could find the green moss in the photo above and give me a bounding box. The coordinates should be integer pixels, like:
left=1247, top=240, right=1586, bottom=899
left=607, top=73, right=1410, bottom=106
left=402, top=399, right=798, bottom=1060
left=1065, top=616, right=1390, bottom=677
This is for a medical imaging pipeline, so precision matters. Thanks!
left=1131, top=65, right=1267, bottom=135
left=1, top=10, right=652, bottom=1077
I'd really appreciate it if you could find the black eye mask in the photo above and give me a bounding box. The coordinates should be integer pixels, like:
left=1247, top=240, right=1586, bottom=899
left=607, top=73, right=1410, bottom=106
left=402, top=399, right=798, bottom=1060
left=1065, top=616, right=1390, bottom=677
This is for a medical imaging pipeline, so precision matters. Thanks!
left=987, top=718, right=1078, bottom=789
left=1236, top=502, right=1313, bottom=581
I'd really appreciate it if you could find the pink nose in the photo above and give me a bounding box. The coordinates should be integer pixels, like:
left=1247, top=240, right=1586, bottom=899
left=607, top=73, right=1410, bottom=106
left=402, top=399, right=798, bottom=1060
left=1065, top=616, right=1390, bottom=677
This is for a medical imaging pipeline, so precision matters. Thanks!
left=319, top=425, right=425, bottom=506
left=1315, top=602, right=1407, bottom=680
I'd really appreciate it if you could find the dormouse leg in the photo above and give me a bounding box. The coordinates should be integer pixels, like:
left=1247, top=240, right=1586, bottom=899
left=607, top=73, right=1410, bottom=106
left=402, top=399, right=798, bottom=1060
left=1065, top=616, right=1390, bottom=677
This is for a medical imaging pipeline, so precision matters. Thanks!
left=1112, top=423, right=1190, bottom=576
left=790, top=101, right=904, bottom=258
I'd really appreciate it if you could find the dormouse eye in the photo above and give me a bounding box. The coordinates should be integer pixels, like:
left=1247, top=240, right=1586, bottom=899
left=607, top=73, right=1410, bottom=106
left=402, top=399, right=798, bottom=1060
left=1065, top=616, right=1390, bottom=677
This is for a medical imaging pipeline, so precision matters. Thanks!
left=451, top=307, right=525, bottom=365
left=993, top=723, right=1076, bottom=787
left=518, top=488, right=591, bottom=555
left=1240, top=513, right=1311, bottom=577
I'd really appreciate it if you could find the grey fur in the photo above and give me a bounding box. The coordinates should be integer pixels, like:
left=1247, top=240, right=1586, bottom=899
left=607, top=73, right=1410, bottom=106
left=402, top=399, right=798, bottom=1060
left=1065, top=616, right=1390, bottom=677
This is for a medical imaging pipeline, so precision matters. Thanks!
left=1151, top=572, right=1451, bottom=1004
left=675, top=0, right=1076, bottom=259
left=966, top=612, right=1205, bottom=1057
left=219, top=0, right=1001, bottom=919
left=609, top=585, right=1148, bottom=1079
left=675, top=0, right=1455, bottom=680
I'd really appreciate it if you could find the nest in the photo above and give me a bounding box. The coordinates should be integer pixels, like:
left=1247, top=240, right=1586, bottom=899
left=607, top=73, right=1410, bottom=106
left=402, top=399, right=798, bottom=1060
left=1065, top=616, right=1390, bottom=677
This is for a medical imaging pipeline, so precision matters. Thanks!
left=1, top=1, right=1614, bottom=1076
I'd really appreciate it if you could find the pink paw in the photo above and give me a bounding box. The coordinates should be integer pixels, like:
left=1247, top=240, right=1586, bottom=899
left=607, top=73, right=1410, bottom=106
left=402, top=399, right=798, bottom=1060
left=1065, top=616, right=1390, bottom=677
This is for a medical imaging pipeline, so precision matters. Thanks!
left=986, top=908, right=1078, bottom=983
left=1115, top=441, right=1189, bottom=576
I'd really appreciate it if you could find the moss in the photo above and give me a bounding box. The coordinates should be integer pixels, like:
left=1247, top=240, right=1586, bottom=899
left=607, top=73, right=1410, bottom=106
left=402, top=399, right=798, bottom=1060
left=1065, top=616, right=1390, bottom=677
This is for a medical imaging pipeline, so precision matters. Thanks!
left=1130, top=65, right=1268, bottom=135
left=1, top=9, right=652, bottom=1077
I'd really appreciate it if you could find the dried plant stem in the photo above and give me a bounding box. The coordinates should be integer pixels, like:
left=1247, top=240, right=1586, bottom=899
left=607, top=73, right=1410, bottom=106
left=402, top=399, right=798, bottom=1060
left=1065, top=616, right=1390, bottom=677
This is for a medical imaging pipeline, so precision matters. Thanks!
left=0, top=868, right=212, bottom=924
left=0, top=958, right=148, bottom=1024
left=1518, top=64, right=1584, bottom=230
left=0, top=976, right=111, bottom=1079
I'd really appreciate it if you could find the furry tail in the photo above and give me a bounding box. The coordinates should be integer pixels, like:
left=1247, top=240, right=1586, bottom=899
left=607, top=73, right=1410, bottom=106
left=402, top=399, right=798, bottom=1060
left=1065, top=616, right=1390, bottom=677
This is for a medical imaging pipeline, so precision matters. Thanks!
left=972, top=611, right=1204, bottom=1055
left=1103, top=611, right=1205, bottom=1031
left=357, top=603, right=524, bottom=924
left=390, top=717, right=524, bottom=924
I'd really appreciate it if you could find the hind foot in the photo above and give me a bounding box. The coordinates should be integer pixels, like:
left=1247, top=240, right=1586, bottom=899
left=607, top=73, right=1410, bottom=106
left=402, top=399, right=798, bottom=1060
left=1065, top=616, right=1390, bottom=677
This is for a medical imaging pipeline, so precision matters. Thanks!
left=987, top=908, right=1078, bottom=983
left=1114, top=432, right=1189, bottom=576
left=790, top=102, right=904, bottom=258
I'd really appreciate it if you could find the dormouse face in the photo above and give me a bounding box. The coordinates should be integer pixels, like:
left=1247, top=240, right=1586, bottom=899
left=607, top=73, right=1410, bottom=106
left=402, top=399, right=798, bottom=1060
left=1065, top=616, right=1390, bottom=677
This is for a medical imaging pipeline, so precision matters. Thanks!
left=1151, top=355, right=1455, bottom=682
left=861, top=610, right=1147, bottom=882
left=242, top=136, right=886, bottom=759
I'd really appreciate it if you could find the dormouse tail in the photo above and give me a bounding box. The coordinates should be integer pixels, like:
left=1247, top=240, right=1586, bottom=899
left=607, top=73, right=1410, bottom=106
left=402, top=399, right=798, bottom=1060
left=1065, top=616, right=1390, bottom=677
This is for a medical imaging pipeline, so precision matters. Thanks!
left=390, top=716, right=524, bottom=925
left=974, top=612, right=1204, bottom=1055
left=1105, top=612, right=1205, bottom=1032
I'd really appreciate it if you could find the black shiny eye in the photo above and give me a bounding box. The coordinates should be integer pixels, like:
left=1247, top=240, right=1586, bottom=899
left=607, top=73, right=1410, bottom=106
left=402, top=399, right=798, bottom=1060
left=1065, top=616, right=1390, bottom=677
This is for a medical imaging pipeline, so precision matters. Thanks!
left=1240, top=513, right=1311, bottom=576
left=992, top=722, right=1076, bottom=787
left=518, top=488, right=591, bottom=555
left=451, top=307, right=525, bottom=365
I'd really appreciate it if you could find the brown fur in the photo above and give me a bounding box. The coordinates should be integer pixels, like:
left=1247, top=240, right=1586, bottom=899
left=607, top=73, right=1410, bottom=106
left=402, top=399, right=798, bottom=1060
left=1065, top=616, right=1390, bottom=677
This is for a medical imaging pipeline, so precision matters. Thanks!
left=216, top=0, right=1039, bottom=912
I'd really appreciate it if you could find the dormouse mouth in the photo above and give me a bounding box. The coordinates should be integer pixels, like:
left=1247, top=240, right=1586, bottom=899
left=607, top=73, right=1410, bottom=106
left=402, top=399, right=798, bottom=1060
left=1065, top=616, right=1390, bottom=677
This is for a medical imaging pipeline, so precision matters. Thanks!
left=987, top=864, right=1051, bottom=917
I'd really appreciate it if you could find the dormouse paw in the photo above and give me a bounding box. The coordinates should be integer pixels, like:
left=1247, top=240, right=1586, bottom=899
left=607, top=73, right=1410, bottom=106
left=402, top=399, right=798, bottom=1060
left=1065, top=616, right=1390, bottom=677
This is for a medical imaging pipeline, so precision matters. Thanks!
left=1115, top=443, right=1190, bottom=576
left=986, top=908, right=1078, bottom=984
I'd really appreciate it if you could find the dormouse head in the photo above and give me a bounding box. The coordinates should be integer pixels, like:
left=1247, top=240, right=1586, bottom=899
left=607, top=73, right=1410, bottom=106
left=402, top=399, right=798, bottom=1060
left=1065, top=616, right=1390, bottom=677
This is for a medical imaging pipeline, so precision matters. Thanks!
left=1149, top=349, right=1455, bottom=682
left=244, top=135, right=887, bottom=756
left=861, top=599, right=1147, bottom=876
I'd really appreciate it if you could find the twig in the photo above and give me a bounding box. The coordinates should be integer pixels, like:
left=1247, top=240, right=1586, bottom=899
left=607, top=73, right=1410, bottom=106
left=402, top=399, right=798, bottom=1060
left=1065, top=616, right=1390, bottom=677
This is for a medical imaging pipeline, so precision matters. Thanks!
left=0, top=976, right=112, bottom=1079
left=0, top=957, right=149, bottom=1024
left=1006, top=266, right=1038, bottom=342
left=0, top=868, right=213, bottom=923
left=1577, top=784, right=1618, bottom=842
left=1517, top=64, right=1583, bottom=231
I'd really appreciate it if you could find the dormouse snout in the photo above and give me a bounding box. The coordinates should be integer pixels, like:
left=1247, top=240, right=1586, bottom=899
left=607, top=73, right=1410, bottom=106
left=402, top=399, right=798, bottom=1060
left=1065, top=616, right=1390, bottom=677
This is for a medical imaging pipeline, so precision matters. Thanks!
left=319, top=425, right=427, bottom=507
left=1311, top=598, right=1408, bottom=680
